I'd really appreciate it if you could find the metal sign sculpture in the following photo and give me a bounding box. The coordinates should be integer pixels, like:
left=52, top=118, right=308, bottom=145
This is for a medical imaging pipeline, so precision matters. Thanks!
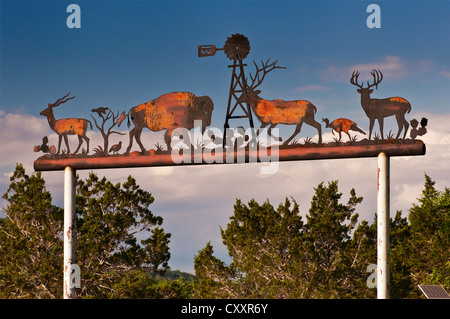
left=34, top=34, right=428, bottom=170
left=32, top=33, right=428, bottom=300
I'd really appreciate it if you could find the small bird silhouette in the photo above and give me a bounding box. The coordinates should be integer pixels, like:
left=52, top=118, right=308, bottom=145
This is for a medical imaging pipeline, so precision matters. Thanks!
left=91, top=107, right=109, bottom=117
left=109, top=141, right=122, bottom=155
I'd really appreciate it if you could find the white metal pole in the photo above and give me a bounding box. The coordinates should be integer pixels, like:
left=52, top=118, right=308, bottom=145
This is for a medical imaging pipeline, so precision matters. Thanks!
left=377, top=152, right=390, bottom=299
left=64, top=166, right=76, bottom=299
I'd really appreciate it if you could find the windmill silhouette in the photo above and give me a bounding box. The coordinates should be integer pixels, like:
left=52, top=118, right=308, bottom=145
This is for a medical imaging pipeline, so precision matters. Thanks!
left=198, top=34, right=255, bottom=146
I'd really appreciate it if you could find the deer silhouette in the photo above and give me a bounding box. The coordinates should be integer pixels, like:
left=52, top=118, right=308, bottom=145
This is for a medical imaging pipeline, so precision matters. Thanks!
left=40, top=92, right=92, bottom=154
left=350, top=69, right=410, bottom=140
left=238, top=59, right=322, bottom=145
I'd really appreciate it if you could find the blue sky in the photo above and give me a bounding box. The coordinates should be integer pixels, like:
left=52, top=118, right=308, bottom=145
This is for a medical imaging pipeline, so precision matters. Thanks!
left=2, top=0, right=449, bottom=122
left=1, top=1, right=450, bottom=273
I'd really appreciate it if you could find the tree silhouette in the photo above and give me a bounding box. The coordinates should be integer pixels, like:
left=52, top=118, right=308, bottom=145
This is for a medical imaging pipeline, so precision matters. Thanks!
left=91, top=108, right=127, bottom=155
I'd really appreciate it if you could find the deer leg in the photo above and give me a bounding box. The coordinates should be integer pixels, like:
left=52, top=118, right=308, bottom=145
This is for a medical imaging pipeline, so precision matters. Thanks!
left=268, top=123, right=282, bottom=142
left=369, top=118, right=375, bottom=140
left=402, top=118, right=409, bottom=139
left=395, top=115, right=409, bottom=140
left=378, top=118, right=384, bottom=140
left=63, top=134, right=70, bottom=154
left=57, top=135, right=63, bottom=154
left=74, top=135, right=83, bottom=154
left=394, top=117, right=402, bottom=140
left=304, top=118, right=322, bottom=144
left=257, top=122, right=268, bottom=137
left=84, top=135, right=90, bottom=154
left=283, top=122, right=303, bottom=146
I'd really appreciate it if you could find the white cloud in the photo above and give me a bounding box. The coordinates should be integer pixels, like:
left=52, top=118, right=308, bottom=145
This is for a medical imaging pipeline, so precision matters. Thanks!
left=350, top=56, right=409, bottom=79
left=318, top=55, right=437, bottom=82
left=295, top=85, right=331, bottom=93
left=1, top=111, right=449, bottom=273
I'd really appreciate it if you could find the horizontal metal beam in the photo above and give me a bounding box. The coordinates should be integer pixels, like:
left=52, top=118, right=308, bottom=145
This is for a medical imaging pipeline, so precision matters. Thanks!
left=34, top=140, right=425, bottom=171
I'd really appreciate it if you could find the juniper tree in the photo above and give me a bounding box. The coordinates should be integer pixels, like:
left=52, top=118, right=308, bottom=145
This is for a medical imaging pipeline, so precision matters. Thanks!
left=194, top=181, right=363, bottom=298
left=406, top=174, right=450, bottom=295
left=0, top=164, right=63, bottom=298
left=0, top=164, right=172, bottom=298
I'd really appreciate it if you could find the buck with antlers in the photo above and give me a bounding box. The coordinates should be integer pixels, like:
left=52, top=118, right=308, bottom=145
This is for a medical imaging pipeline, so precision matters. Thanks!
left=238, top=59, right=322, bottom=146
left=40, top=92, right=92, bottom=154
left=350, top=69, right=411, bottom=140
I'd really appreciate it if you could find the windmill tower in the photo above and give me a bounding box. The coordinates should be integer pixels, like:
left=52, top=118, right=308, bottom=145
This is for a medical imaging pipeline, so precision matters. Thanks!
left=198, top=34, right=255, bottom=146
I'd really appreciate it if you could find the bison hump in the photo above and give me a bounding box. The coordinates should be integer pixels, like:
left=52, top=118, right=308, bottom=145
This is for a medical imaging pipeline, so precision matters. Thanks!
left=154, top=92, right=197, bottom=109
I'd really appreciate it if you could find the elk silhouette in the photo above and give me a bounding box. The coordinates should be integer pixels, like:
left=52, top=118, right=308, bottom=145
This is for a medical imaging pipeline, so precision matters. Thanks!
left=40, top=92, right=92, bottom=154
left=350, top=69, right=410, bottom=140
left=238, top=59, right=322, bottom=145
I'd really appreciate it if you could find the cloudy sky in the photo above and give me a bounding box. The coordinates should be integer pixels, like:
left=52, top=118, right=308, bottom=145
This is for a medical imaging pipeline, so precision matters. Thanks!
left=1, top=1, right=449, bottom=273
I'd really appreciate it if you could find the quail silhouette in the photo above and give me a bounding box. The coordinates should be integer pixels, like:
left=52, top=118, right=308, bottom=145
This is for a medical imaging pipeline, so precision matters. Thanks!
left=109, top=141, right=122, bottom=155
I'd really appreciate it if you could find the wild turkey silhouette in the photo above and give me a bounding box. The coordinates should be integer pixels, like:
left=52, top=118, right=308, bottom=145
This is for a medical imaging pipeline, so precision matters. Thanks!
left=322, top=118, right=365, bottom=141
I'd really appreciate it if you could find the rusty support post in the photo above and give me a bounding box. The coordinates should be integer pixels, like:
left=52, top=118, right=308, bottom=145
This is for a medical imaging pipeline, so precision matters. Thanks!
left=377, top=152, right=390, bottom=299
left=64, top=166, right=76, bottom=299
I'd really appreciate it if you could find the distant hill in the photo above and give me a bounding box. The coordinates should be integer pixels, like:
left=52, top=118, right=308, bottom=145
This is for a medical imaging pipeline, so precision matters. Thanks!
left=163, top=269, right=197, bottom=282
left=144, top=268, right=197, bottom=282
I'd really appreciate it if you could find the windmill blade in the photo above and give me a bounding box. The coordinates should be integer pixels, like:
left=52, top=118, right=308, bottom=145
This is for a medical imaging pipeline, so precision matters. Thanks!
left=198, top=44, right=223, bottom=57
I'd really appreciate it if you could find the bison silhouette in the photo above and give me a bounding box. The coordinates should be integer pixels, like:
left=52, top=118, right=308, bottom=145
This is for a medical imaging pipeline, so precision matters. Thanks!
left=125, top=92, right=214, bottom=154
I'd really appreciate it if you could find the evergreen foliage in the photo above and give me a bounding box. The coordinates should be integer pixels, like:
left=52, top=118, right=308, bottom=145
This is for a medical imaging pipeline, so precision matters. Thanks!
left=194, top=177, right=449, bottom=299
left=0, top=164, right=180, bottom=298
left=1, top=164, right=447, bottom=299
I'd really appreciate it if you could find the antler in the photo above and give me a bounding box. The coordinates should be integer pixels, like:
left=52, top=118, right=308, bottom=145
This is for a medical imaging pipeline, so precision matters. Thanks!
left=350, top=70, right=363, bottom=89
left=350, top=69, right=383, bottom=90
left=49, top=92, right=76, bottom=107
left=248, top=59, right=286, bottom=90
left=368, top=69, right=383, bottom=89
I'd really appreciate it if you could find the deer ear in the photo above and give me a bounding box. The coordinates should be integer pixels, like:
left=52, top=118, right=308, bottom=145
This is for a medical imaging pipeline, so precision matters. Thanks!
left=369, top=89, right=374, bottom=94
left=357, top=89, right=362, bottom=93
left=255, top=90, right=261, bottom=95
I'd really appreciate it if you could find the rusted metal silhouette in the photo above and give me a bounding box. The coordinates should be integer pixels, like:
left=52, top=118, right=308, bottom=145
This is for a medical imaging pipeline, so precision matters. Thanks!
left=90, top=107, right=126, bottom=155
left=198, top=34, right=255, bottom=147
left=410, top=117, right=428, bottom=140
left=238, top=59, right=322, bottom=146
left=40, top=92, right=92, bottom=154
left=109, top=141, right=122, bottom=155
left=322, top=118, right=365, bottom=141
left=34, top=136, right=56, bottom=155
left=350, top=69, right=411, bottom=141
left=223, top=35, right=254, bottom=141
left=125, top=92, right=214, bottom=154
